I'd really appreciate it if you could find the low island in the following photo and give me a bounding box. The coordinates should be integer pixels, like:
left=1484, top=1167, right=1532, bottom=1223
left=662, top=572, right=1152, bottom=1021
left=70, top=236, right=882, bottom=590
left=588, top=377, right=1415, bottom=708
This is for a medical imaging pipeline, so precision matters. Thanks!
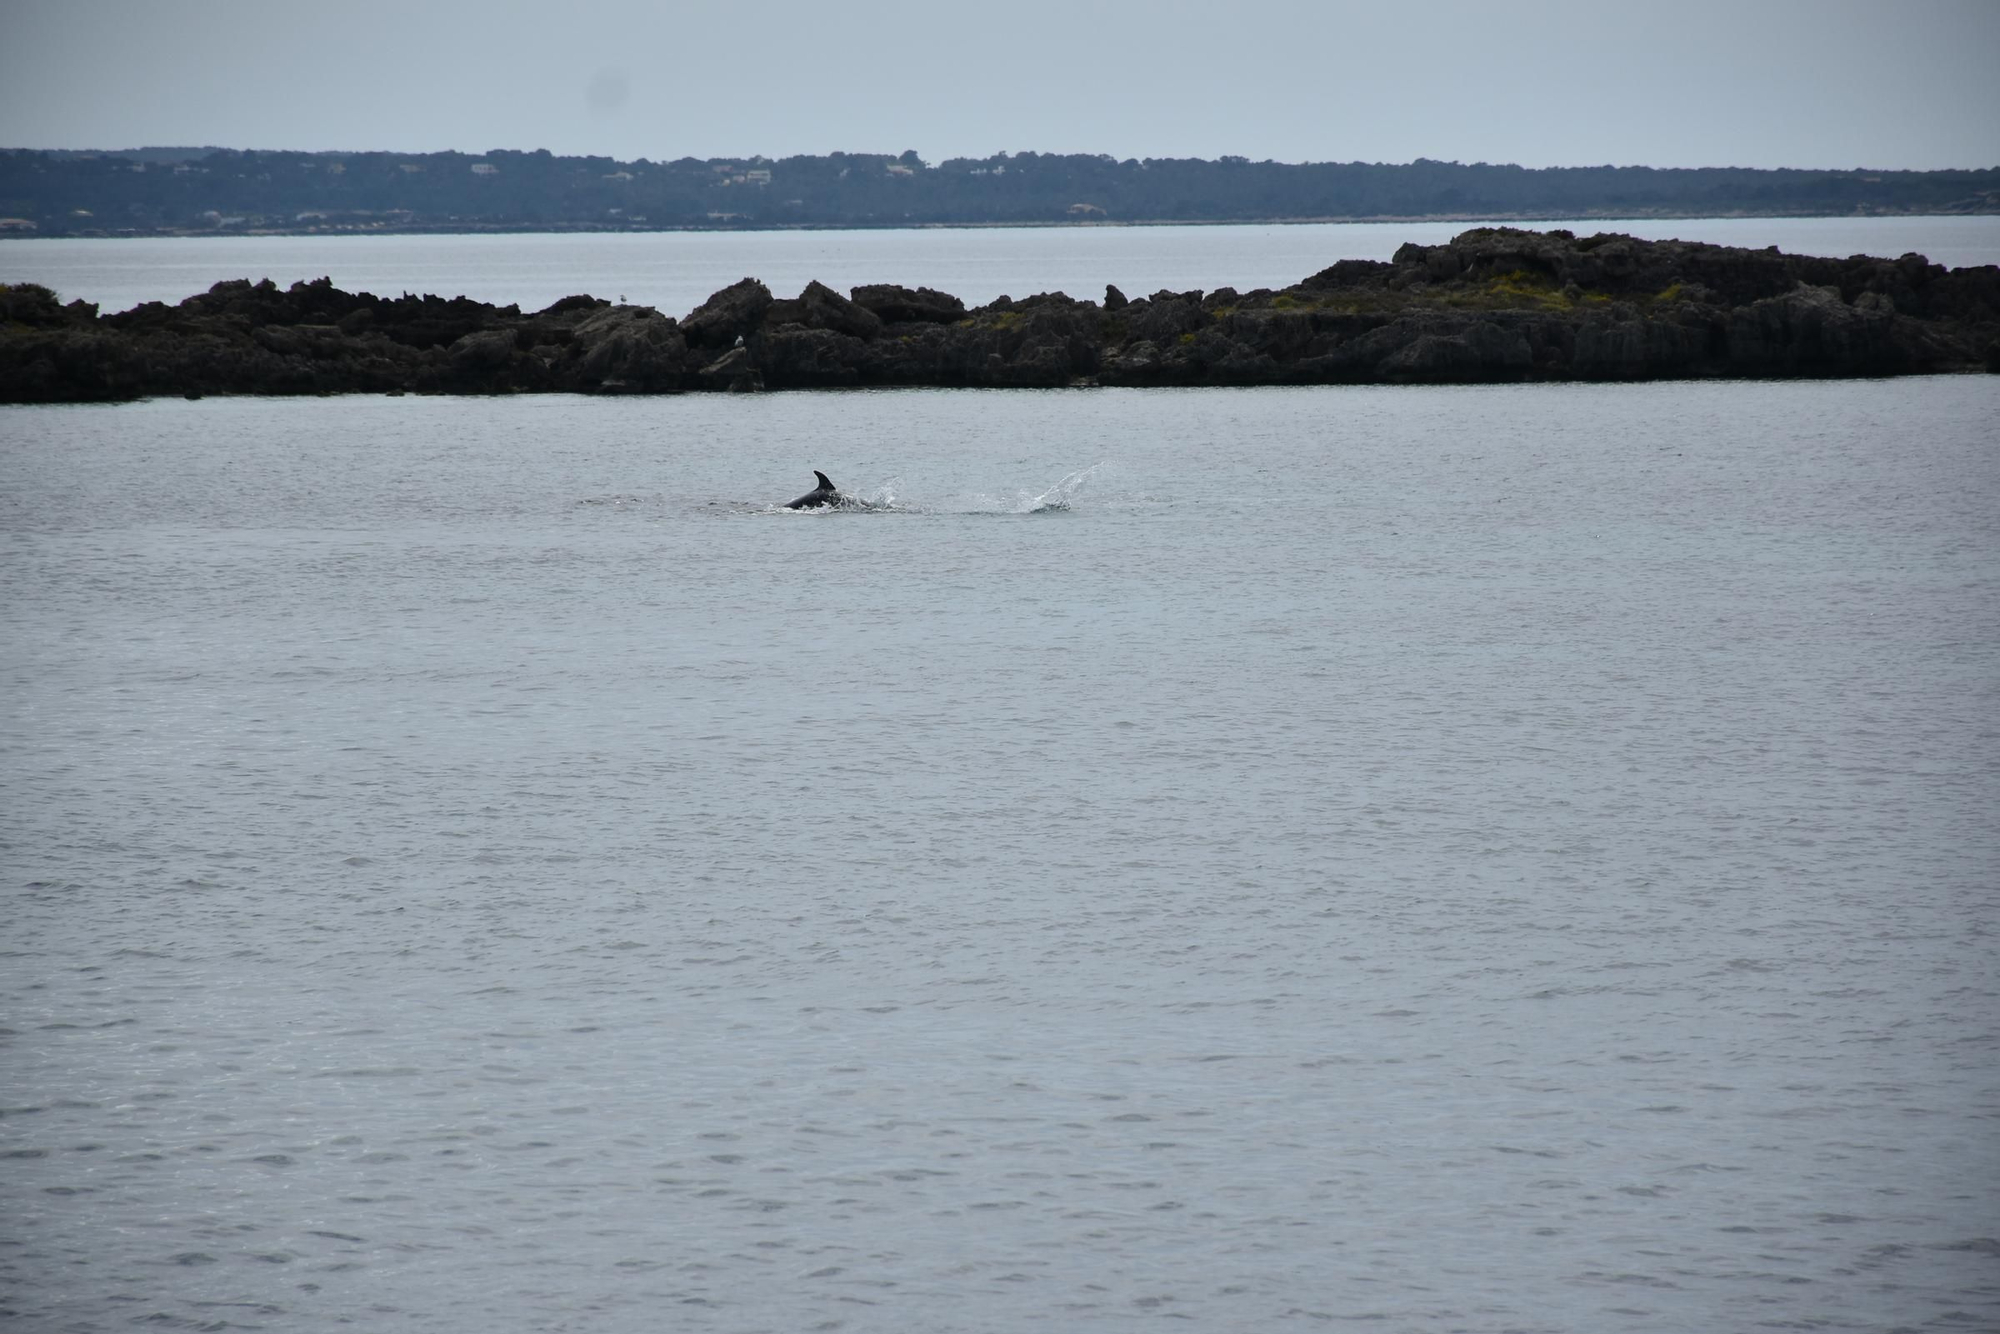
left=3, top=228, right=1996, bottom=403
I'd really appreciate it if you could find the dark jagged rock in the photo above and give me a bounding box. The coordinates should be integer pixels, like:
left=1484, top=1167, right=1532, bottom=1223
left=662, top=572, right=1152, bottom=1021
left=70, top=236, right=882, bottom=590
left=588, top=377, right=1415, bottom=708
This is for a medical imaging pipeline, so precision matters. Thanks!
left=680, top=278, right=772, bottom=351
left=758, top=327, right=867, bottom=387
left=766, top=280, right=882, bottom=341
left=850, top=283, right=966, bottom=324
left=3, top=229, right=1995, bottom=402
left=695, top=345, right=764, bottom=393
left=567, top=305, right=691, bottom=393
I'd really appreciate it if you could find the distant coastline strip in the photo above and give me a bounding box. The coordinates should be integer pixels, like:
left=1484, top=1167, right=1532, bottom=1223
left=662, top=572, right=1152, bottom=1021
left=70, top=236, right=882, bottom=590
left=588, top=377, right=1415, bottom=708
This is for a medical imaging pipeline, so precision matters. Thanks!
left=2, top=148, right=1996, bottom=238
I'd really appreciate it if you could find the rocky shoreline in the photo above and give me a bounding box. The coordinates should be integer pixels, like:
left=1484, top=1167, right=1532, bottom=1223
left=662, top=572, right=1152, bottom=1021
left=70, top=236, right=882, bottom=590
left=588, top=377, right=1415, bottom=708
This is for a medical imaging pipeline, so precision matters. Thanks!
left=3, top=228, right=1996, bottom=403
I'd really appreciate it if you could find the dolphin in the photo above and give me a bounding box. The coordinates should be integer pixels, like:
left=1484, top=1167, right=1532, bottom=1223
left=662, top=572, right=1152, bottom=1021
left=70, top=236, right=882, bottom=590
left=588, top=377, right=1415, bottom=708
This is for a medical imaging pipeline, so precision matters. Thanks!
left=784, top=470, right=841, bottom=509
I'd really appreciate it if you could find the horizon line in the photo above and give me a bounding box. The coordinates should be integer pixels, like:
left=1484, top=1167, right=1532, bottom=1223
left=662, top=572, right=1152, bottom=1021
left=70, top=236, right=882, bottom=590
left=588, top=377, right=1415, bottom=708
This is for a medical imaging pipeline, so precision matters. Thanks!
left=8, top=145, right=2000, bottom=176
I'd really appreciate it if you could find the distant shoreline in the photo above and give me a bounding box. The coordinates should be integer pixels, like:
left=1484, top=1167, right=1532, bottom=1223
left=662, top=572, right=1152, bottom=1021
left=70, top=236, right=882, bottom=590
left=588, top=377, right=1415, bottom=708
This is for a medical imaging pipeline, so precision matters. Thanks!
left=9, top=208, right=2000, bottom=243
left=6, top=148, right=1995, bottom=240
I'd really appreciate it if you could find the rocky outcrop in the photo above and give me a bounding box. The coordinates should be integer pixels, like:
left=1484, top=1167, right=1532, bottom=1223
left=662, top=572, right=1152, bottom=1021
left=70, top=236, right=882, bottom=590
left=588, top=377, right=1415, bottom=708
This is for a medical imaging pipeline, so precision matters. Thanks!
left=679, top=277, right=771, bottom=351
left=845, top=284, right=966, bottom=325
left=4, top=229, right=1995, bottom=402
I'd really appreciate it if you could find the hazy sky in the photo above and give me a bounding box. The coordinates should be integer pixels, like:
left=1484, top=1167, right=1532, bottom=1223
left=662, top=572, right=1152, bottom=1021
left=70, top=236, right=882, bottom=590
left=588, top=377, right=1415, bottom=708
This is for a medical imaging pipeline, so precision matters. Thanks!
left=2, top=0, right=1996, bottom=170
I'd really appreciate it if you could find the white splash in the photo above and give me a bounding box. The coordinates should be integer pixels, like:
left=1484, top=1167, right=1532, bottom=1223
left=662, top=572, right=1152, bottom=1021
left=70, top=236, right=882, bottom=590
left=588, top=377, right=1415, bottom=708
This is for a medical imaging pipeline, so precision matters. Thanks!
left=1020, top=461, right=1106, bottom=513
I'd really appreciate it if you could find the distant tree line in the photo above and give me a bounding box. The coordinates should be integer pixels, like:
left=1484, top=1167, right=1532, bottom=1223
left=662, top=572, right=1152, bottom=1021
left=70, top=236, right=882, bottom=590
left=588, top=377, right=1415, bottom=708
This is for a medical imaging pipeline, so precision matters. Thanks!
left=2, top=147, right=1995, bottom=237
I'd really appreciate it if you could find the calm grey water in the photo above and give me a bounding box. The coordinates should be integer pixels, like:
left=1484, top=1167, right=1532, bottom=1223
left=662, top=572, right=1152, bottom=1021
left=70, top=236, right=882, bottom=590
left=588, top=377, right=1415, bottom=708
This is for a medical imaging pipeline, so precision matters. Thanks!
left=4, top=375, right=1998, bottom=1333
left=6, top=215, right=2000, bottom=316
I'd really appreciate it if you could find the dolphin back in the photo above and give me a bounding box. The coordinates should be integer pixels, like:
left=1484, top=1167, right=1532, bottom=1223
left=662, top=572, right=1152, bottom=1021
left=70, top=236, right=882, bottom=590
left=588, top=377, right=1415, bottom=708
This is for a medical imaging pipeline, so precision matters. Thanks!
left=784, top=470, right=840, bottom=509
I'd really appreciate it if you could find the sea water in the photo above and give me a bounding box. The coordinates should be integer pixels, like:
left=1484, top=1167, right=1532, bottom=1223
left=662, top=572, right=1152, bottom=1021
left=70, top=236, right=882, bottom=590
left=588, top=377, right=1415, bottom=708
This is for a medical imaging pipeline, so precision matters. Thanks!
left=3, top=376, right=1997, bottom=1332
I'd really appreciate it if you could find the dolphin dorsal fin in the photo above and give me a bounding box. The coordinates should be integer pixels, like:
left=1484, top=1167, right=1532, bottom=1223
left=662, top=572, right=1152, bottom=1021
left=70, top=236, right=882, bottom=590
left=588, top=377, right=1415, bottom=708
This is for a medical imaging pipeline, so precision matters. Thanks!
left=813, top=470, right=835, bottom=490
